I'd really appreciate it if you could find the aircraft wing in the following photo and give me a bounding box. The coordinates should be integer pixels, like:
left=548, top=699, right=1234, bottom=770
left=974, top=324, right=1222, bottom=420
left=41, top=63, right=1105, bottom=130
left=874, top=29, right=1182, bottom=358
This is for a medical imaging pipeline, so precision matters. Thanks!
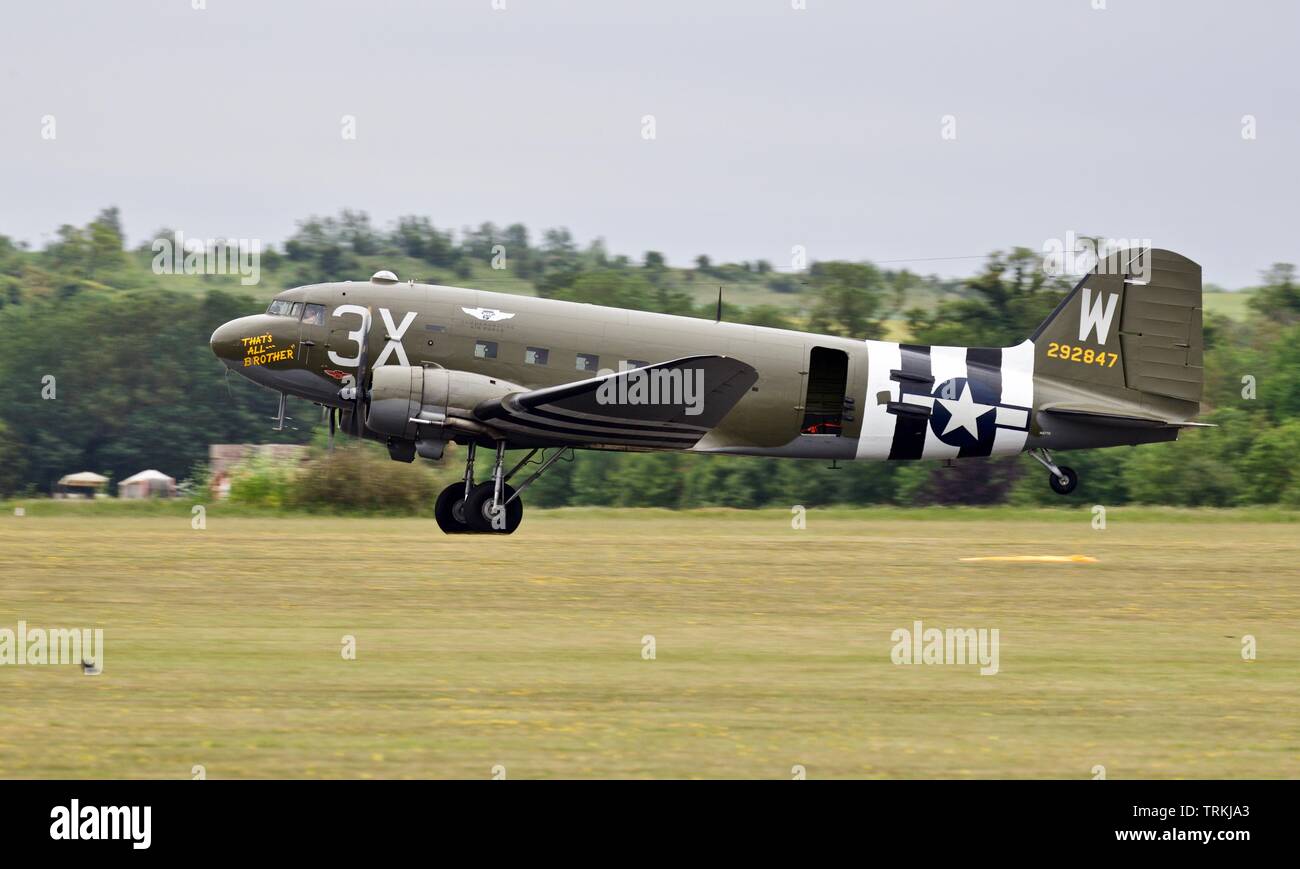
left=1037, top=403, right=1215, bottom=429
left=474, top=355, right=759, bottom=449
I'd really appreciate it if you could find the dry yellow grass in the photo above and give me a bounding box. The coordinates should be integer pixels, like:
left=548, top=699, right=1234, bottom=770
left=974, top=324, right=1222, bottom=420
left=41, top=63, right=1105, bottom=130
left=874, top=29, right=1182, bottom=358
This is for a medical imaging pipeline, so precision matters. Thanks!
left=0, top=509, right=1296, bottom=779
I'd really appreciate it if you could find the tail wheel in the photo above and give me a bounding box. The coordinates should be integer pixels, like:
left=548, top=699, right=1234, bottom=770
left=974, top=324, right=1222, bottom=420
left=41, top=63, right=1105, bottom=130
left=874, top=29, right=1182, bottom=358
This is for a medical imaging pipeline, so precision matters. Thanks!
left=1049, top=467, right=1079, bottom=495
left=464, top=483, right=524, bottom=534
left=434, top=483, right=472, bottom=534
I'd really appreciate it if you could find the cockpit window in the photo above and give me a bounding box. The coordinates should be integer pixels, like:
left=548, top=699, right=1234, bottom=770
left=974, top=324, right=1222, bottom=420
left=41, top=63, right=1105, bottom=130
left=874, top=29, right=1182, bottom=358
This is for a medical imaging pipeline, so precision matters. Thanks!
left=289, top=302, right=303, bottom=319
left=266, top=299, right=294, bottom=316
left=302, top=303, right=326, bottom=326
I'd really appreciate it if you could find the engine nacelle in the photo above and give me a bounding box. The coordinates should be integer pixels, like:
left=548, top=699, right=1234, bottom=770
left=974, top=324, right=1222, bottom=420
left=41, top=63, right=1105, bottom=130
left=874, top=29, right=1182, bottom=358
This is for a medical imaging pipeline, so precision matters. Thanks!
left=366, top=366, right=518, bottom=448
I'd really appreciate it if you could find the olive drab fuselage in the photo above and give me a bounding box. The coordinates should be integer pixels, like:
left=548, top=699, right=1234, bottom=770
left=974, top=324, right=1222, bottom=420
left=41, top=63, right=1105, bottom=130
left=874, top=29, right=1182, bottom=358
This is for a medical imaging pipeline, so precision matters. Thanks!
left=210, top=249, right=1204, bottom=463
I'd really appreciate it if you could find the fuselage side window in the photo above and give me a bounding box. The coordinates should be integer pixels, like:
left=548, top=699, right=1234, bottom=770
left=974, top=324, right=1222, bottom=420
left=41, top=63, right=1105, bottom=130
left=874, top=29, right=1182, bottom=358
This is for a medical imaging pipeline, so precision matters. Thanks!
left=525, top=347, right=549, bottom=365
left=474, top=340, right=498, bottom=359
left=576, top=353, right=599, bottom=372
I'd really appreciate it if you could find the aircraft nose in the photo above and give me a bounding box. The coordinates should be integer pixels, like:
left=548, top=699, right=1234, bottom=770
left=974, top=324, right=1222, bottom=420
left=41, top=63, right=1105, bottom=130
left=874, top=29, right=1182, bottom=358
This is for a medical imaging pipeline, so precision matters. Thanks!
left=209, top=313, right=316, bottom=397
left=210, top=319, right=243, bottom=364
left=210, top=314, right=285, bottom=368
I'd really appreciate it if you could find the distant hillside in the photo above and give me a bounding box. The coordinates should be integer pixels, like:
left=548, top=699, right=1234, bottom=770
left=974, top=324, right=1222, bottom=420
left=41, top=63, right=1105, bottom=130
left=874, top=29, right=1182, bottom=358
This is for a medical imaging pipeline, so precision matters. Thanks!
left=0, top=208, right=1268, bottom=342
left=1202, top=287, right=1256, bottom=320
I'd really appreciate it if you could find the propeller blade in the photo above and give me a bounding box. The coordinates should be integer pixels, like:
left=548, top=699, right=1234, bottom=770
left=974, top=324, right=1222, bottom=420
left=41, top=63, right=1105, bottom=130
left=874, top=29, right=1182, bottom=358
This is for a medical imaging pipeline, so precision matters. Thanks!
left=353, top=308, right=372, bottom=436
left=328, top=405, right=336, bottom=451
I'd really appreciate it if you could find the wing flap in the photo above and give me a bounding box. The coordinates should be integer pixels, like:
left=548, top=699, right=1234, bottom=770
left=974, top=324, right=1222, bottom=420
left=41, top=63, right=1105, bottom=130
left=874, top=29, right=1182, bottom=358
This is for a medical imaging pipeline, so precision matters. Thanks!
left=475, top=355, right=758, bottom=448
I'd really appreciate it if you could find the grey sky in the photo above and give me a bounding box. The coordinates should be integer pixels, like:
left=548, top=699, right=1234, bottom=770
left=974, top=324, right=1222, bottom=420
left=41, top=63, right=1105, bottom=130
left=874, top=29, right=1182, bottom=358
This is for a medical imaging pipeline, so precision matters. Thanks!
left=1, top=0, right=1296, bottom=288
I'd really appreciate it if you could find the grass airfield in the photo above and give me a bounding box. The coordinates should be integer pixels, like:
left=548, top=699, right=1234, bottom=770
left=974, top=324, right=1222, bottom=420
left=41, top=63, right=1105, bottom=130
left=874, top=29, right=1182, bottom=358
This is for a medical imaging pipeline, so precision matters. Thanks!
left=0, top=506, right=1296, bottom=779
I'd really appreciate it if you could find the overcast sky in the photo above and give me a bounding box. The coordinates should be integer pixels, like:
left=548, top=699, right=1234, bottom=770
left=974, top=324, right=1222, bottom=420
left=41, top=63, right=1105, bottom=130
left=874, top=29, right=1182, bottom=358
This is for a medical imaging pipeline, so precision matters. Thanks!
left=1, top=0, right=1295, bottom=288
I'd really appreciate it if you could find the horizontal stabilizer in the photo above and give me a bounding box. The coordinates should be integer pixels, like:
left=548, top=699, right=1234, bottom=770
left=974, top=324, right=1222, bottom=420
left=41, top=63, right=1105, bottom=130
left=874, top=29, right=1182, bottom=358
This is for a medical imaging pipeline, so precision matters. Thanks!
left=1038, top=403, right=1214, bottom=429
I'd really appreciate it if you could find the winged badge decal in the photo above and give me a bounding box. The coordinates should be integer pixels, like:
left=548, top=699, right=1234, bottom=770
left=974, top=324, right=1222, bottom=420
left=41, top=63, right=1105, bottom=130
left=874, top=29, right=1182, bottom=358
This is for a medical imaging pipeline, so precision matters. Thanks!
left=462, top=307, right=516, bottom=322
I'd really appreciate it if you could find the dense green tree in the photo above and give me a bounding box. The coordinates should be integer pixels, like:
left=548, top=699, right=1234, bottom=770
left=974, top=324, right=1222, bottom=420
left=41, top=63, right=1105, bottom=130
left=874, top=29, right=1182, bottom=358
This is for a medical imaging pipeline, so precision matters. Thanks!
left=1237, top=418, right=1300, bottom=503
left=44, top=224, right=95, bottom=285
left=642, top=250, right=668, bottom=286
left=0, top=289, right=311, bottom=494
left=501, top=223, right=537, bottom=277
left=459, top=221, right=500, bottom=261
left=766, top=274, right=800, bottom=294
left=389, top=215, right=459, bottom=268
left=806, top=261, right=887, bottom=339
left=736, top=304, right=795, bottom=330
left=607, top=453, right=685, bottom=507
left=0, top=420, right=27, bottom=494
left=518, top=448, right=577, bottom=507
left=908, top=248, right=1070, bottom=347
left=338, top=209, right=381, bottom=256
left=1249, top=263, right=1300, bottom=325
left=1122, top=408, right=1254, bottom=506
left=569, top=451, right=620, bottom=506
left=1257, top=324, right=1300, bottom=422
left=547, top=269, right=673, bottom=313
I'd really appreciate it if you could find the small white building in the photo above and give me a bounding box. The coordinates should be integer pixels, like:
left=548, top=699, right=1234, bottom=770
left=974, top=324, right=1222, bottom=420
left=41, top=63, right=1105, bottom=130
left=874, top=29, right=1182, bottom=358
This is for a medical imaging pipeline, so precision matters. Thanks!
left=117, top=469, right=177, bottom=499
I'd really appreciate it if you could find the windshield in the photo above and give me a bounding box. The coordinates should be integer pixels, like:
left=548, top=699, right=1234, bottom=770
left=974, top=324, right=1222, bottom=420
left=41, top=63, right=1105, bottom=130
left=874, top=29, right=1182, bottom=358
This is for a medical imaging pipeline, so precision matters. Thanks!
left=266, top=299, right=295, bottom=316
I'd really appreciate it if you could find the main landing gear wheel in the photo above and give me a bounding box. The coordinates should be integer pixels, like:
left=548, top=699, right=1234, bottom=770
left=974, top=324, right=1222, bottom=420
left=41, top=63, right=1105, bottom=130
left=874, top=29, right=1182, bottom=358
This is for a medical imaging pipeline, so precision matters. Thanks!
left=438, top=440, right=572, bottom=535
left=1048, top=466, right=1078, bottom=495
left=434, top=483, right=472, bottom=534
left=464, top=483, right=523, bottom=534
left=1027, top=448, right=1079, bottom=496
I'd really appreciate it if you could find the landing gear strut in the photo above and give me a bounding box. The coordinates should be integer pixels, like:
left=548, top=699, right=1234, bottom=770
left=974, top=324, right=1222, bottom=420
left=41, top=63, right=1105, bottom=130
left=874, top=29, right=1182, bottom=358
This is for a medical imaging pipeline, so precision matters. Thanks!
left=434, top=441, right=476, bottom=534
left=464, top=441, right=523, bottom=533
left=434, top=442, right=572, bottom=535
left=1028, top=448, right=1078, bottom=495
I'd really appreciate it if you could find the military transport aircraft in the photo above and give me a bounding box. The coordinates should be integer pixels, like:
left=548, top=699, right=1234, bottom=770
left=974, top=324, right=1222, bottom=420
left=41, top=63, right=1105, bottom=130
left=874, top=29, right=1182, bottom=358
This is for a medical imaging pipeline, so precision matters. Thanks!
left=210, top=248, right=1206, bottom=534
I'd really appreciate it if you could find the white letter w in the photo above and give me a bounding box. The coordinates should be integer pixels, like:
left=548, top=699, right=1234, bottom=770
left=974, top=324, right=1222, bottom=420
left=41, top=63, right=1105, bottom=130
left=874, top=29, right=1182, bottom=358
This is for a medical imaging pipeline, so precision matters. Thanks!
left=1078, top=286, right=1120, bottom=343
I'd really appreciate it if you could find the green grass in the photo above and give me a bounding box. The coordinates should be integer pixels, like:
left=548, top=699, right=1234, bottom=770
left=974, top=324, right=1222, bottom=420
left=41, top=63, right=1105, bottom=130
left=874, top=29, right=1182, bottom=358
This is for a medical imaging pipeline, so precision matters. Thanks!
left=1203, top=289, right=1255, bottom=320
left=1, top=510, right=1295, bottom=779
left=6, top=499, right=1297, bottom=523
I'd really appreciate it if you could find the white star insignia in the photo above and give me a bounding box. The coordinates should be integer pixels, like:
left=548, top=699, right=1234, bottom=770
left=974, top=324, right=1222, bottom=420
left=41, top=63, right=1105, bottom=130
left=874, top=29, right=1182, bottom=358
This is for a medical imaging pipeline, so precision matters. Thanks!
left=936, top=382, right=994, bottom=439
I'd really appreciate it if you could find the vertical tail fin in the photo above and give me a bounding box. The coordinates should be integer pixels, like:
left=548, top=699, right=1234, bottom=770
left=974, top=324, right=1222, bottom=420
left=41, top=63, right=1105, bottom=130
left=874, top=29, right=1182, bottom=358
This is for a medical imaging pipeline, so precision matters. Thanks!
left=1030, top=248, right=1203, bottom=418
